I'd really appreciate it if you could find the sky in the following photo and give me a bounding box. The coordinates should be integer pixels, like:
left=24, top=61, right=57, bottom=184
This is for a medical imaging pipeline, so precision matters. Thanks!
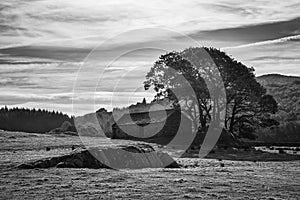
left=0, top=0, right=299, bottom=116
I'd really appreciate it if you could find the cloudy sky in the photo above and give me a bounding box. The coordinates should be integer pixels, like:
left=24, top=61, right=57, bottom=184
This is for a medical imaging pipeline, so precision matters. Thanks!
left=0, top=0, right=299, bottom=115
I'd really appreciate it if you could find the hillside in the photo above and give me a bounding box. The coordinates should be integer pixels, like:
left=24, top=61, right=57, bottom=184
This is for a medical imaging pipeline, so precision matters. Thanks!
left=255, top=74, right=300, bottom=143
left=256, top=74, right=300, bottom=86
left=256, top=74, right=300, bottom=122
left=77, top=74, right=300, bottom=143
left=75, top=98, right=173, bottom=137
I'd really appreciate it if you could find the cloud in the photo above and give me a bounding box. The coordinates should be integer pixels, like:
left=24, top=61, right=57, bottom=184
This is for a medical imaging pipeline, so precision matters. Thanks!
left=0, top=76, right=35, bottom=87
left=1, top=0, right=300, bottom=49
left=223, top=35, right=300, bottom=49
left=0, top=0, right=299, bottom=115
left=224, top=35, right=300, bottom=76
left=248, top=56, right=300, bottom=62
left=0, top=46, right=90, bottom=62
left=189, top=17, right=300, bottom=44
left=204, top=3, right=261, bottom=17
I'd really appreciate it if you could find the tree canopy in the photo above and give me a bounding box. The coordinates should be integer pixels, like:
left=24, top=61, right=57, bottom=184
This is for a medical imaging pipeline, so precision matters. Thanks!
left=144, top=47, right=278, bottom=139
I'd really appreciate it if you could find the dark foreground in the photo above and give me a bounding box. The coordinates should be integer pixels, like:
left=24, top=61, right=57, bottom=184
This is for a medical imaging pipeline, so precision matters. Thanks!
left=0, top=131, right=299, bottom=199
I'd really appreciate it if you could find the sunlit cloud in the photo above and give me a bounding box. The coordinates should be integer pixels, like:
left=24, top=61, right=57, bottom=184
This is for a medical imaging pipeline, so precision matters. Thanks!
left=1, top=0, right=300, bottom=48
left=0, top=0, right=299, bottom=115
left=223, top=35, right=300, bottom=49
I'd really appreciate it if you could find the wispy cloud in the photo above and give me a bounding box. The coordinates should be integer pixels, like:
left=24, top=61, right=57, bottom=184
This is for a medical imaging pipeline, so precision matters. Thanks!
left=223, top=35, right=300, bottom=49
left=224, top=35, right=300, bottom=76
left=0, top=0, right=299, bottom=114
left=1, top=0, right=300, bottom=48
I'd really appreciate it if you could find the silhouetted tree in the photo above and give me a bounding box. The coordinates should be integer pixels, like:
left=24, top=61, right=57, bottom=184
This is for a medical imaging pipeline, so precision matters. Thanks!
left=144, top=47, right=278, bottom=139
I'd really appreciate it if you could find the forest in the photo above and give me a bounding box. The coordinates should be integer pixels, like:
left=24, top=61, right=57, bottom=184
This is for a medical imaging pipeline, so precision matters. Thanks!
left=255, top=74, right=300, bottom=143
left=0, top=107, right=74, bottom=133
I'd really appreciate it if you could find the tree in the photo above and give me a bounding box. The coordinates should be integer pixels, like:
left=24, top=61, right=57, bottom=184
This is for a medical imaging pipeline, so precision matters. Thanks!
left=142, top=98, right=147, bottom=105
left=144, top=51, right=209, bottom=131
left=144, top=47, right=278, bottom=139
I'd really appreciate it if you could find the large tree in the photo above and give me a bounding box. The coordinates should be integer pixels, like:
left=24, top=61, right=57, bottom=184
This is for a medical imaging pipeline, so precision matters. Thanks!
left=144, top=51, right=209, bottom=131
left=144, top=47, right=278, bottom=139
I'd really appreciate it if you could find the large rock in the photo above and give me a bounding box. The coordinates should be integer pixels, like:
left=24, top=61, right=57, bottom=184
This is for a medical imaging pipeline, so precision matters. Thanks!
left=49, top=121, right=77, bottom=136
left=17, top=143, right=179, bottom=169
left=60, top=121, right=77, bottom=132
left=190, top=128, right=242, bottom=149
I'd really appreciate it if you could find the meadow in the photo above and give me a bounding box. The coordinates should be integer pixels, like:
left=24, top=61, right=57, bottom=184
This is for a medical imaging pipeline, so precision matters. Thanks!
left=0, top=130, right=299, bottom=199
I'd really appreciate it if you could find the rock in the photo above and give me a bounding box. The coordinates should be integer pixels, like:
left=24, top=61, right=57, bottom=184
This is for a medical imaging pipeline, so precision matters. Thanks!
left=188, top=128, right=242, bottom=152
left=48, top=121, right=77, bottom=136
left=56, top=162, right=75, bottom=168
left=174, top=178, right=186, bottom=183
left=17, top=163, right=34, bottom=169
left=278, top=149, right=285, bottom=154
left=18, top=143, right=179, bottom=169
left=60, top=121, right=76, bottom=132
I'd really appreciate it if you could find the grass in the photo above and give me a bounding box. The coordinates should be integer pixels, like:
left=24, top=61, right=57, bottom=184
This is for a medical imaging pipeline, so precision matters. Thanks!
left=0, top=130, right=299, bottom=199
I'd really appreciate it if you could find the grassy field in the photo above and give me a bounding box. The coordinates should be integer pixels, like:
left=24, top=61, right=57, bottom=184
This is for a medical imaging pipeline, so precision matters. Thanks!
left=0, top=130, right=300, bottom=199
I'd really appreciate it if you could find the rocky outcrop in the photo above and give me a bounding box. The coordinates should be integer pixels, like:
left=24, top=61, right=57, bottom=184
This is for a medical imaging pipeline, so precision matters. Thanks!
left=188, top=128, right=241, bottom=151
left=49, top=121, right=77, bottom=136
left=17, top=143, right=179, bottom=169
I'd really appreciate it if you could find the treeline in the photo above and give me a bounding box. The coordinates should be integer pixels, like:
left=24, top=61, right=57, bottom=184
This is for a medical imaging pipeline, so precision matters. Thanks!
left=0, top=106, right=74, bottom=133
left=257, top=121, right=300, bottom=143
left=257, top=74, right=300, bottom=122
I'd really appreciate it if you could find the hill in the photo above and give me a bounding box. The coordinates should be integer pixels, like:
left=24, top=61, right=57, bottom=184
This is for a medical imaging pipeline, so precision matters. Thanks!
left=256, top=74, right=300, bottom=122
left=256, top=74, right=300, bottom=85
left=255, top=74, right=300, bottom=143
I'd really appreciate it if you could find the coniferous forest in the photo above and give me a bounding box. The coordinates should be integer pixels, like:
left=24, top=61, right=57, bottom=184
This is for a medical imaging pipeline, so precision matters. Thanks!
left=0, top=106, right=74, bottom=133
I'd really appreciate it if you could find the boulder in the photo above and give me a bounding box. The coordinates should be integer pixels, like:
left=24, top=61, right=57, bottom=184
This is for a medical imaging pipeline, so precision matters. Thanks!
left=190, top=128, right=242, bottom=149
left=60, top=121, right=77, bottom=132
left=48, top=121, right=77, bottom=136
left=17, top=143, right=179, bottom=169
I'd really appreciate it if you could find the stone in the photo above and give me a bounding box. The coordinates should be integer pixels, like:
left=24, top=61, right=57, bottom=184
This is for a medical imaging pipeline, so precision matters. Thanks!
left=17, top=143, right=179, bottom=169
left=48, top=121, right=77, bottom=136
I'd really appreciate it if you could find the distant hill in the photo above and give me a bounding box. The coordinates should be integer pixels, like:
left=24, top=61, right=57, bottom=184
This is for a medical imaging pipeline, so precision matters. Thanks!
left=256, top=74, right=300, bottom=122
left=255, top=74, right=300, bottom=143
left=256, top=74, right=300, bottom=86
